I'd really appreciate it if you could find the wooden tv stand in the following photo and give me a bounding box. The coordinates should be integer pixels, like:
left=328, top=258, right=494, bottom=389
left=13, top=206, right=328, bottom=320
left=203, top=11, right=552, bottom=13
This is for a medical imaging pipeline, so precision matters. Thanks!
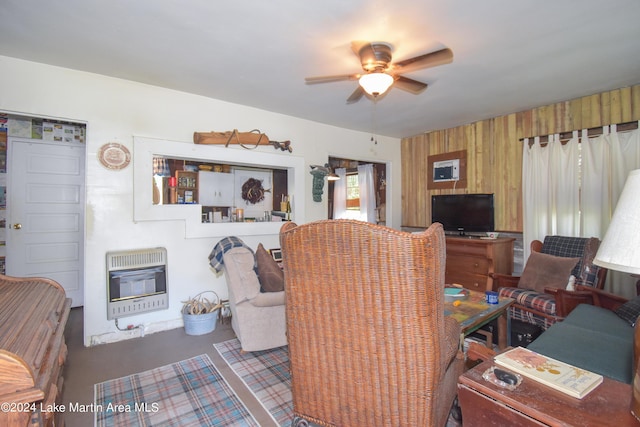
left=445, top=236, right=515, bottom=292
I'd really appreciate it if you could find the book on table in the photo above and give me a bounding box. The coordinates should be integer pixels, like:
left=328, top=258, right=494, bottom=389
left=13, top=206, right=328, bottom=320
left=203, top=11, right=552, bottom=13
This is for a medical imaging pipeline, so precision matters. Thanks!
left=493, top=347, right=603, bottom=399
left=444, top=286, right=469, bottom=302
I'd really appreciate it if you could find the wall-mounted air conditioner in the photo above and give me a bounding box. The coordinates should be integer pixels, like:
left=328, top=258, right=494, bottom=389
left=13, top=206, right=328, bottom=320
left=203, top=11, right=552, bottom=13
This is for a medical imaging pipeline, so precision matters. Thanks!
left=433, top=159, right=460, bottom=182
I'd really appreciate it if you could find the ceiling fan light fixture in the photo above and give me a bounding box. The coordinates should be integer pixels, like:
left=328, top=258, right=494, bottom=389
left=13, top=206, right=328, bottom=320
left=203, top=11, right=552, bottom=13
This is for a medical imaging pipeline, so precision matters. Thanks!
left=359, top=72, right=394, bottom=96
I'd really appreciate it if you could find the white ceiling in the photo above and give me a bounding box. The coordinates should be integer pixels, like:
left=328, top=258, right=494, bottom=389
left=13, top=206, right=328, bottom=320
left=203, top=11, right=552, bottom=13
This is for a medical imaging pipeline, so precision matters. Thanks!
left=1, top=0, right=639, bottom=138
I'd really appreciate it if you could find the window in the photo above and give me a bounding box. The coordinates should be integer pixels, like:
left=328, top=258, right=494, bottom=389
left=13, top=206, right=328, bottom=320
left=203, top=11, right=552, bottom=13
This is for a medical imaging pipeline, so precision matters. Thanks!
left=327, top=156, right=387, bottom=224
left=346, top=173, right=359, bottom=209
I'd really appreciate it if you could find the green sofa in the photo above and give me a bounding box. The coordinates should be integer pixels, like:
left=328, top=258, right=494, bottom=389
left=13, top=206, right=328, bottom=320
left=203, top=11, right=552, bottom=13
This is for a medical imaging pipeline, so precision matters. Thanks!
left=527, top=303, right=635, bottom=383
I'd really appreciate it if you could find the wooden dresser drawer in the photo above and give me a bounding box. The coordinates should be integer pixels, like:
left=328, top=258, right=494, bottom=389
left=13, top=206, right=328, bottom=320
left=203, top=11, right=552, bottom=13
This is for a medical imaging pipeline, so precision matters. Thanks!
left=446, top=255, right=491, bottom=274
left=445, top=241, right=490, bottom=257
left=445, top=270, right=487, bottom=291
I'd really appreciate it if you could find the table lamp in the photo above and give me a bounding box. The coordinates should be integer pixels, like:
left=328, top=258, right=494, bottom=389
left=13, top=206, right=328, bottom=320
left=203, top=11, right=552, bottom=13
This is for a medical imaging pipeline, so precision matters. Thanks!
left=593, top=168, right=640, bottom=420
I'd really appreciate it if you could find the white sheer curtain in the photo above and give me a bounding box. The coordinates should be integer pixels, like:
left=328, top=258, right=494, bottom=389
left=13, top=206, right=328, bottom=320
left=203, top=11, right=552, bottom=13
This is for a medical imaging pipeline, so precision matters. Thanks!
left=581, top=125, right=640, bottom=297
left=332, top=167, right=349, bottom=219
left=522, top=133, right=580, bottom=260
left=358, top=163, right=377, bottom=223
left=581, top=127, right=612, bottom=237
left=332, top=165, right=377, bottom=222
left=523, top=123, right=640, bottom=297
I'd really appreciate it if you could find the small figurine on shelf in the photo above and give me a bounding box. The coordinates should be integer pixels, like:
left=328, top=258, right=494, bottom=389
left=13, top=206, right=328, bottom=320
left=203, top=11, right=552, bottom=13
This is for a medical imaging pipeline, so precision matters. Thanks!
left=169, top=176, right=177, bottom=204
left=280, top=194, right=288, bottom=213
left=285, top=200, right=291, bottom=221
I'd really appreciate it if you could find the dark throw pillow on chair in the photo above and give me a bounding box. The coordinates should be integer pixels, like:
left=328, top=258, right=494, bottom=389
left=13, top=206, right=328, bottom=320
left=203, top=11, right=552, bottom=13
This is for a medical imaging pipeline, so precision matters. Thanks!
left=518, top=251, right=580, bottom=293
left=615, top=296, right=640, bottom=327
left=255, top=243, right=285, bottom=292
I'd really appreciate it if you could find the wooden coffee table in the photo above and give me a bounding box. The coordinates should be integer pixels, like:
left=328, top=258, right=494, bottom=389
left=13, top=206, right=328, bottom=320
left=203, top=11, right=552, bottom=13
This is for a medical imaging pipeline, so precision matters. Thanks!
left=445, top=290, right=513, bottom=350
left=458, top=359, right=638, bottom=426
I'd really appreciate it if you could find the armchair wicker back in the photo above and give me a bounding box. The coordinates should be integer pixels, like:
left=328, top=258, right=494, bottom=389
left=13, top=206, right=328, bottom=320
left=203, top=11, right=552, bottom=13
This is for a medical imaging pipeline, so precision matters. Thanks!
left=280, top=220, right=464, bottom=427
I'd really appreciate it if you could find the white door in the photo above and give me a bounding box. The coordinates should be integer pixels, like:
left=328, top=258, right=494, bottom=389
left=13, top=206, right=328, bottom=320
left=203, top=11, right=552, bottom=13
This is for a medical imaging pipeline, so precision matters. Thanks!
left=7, top=138, right=85, bottom=307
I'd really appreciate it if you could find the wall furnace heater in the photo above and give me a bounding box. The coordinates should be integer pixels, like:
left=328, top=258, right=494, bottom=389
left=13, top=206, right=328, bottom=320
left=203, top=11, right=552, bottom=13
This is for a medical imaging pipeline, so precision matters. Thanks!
left=106, top=247, right=168, bottom=320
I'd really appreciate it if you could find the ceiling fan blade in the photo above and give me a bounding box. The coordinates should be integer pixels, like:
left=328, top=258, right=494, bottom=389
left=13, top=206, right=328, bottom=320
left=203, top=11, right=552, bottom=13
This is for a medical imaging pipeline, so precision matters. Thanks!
left=346, top=86, right=365, bottom=104
left=394, top=76, right=428, bottom=94
left=392, top=48, right=453, bottom=74
left=305, top=74, right=360, bottom=84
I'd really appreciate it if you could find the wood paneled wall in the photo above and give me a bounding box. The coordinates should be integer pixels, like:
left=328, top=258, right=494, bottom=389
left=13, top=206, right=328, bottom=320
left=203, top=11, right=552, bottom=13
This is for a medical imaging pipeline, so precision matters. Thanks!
left=401, top=84, right=640, bottom=231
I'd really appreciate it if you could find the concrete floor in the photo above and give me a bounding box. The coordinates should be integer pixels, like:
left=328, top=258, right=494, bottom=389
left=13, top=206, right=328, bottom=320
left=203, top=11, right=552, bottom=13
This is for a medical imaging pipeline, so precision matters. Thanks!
left=62, top=307, right=462, bottom=427
left=61, top=307, right=278, bottom=427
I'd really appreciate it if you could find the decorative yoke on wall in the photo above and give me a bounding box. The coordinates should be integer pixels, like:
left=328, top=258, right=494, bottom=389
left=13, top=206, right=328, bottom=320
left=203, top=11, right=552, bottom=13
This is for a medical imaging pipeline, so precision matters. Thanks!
left=193, top=129, right=292, bottom=152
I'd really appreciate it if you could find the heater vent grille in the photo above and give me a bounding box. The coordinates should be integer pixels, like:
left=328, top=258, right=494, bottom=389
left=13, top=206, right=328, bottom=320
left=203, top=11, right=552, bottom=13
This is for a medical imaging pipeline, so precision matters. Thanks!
left=106, top=247, right=168, bottom=320
left=108, top=248, right=167, bottom=271
left=108, top=294, right=168, bottom=320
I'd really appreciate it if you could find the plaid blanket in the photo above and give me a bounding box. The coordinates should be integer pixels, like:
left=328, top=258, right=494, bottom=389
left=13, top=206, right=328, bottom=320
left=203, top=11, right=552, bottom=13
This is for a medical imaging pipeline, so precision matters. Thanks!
left=209, top=236, right=253, bottom=272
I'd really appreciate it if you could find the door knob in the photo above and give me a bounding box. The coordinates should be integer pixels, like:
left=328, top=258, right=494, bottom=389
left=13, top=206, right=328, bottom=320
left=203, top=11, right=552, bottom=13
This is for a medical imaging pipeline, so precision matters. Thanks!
left=13, top=223, right=22, bottom=229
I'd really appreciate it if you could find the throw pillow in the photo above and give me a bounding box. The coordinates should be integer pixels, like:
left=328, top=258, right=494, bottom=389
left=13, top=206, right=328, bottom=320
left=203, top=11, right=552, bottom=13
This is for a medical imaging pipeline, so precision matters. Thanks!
left=615, top=296, right=640, bottom=327
left=255, top=243, right=284, bottom=292
left=518, top=251, right=580, bottom=293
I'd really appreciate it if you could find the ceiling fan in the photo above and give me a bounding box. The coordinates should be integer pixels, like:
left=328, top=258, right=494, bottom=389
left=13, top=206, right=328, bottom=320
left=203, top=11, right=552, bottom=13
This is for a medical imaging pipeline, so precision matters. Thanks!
left=305, top=41, right=453, bottom=104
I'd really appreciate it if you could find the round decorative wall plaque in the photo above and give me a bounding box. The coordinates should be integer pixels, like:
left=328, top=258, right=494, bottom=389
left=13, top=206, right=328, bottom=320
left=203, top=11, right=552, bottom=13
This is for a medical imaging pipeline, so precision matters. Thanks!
left=98, top=142, right=131, bottom=170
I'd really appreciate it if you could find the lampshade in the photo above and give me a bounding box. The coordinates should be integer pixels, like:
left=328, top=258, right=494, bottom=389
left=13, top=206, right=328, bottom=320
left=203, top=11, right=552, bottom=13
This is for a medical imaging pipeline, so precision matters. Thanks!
left=358, top=72, right=394, bottom=96
left=327, top=172, right=340, bottom=181
left=593, top=169, right=640, bottom=274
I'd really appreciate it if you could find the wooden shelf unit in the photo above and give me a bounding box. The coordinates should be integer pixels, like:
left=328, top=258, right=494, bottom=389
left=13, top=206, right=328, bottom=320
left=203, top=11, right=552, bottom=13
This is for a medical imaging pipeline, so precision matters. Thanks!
left=444, top=236, right=515, bottom=292
left=175, top=170, right=198, bottom=204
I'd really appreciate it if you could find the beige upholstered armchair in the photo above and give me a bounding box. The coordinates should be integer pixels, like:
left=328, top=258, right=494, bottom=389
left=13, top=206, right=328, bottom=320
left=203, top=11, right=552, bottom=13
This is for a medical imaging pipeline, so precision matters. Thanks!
left=280, top=220, right=464, bottom=427
left=221, top=246, right=287, bottom=352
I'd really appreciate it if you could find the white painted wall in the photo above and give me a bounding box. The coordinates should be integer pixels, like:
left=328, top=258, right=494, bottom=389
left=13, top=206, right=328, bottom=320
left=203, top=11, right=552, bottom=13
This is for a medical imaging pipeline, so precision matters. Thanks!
left=0, top=55, right=402, bottom=346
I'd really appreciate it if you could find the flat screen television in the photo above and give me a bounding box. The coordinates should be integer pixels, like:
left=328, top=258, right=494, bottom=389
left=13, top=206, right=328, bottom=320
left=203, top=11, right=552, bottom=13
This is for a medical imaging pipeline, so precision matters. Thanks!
left=431, top=193, right=495, bottom=235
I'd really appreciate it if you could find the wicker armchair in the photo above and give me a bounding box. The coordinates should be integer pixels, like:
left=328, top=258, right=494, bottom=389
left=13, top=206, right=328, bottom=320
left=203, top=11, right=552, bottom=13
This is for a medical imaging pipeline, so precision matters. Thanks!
left=280, top=220, right=464, bottom=427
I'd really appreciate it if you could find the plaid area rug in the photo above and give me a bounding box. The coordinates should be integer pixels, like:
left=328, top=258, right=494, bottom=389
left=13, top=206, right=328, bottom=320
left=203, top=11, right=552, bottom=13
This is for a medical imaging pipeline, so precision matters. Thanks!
left=94, top=354, right=258, bottom=427
left=214, top=339, right=292, bottom=426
